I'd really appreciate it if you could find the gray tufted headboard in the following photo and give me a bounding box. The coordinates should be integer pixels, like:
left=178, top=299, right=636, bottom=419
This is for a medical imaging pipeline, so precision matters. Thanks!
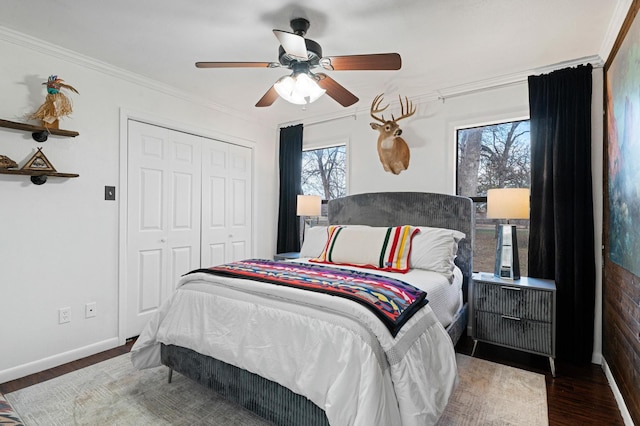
left=328, top=192, right=474, bottom=302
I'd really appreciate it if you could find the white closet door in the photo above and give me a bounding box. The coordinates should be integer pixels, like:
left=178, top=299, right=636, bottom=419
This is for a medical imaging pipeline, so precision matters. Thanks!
left=126, top=121, right=202, bottom=338
left=201, top=139, right=252, bottom=266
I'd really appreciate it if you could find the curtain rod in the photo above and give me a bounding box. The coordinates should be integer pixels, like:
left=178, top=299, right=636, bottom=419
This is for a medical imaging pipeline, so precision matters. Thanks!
left=437, top=80, right=524, bottom=103
left=437, top=57, right=603, bottom=103
left=280, top=114, right=356, bottom=129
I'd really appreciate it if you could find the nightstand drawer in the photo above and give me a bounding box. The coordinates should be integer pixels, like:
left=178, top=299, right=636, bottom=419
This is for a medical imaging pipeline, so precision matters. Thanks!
left=475, top=311, right=553, bottom=355
left=474, top=281, right=553, bottom=322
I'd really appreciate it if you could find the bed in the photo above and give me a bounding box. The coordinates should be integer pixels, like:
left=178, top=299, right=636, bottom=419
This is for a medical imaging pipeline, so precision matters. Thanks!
left=131, top=191, right=474, bottom=426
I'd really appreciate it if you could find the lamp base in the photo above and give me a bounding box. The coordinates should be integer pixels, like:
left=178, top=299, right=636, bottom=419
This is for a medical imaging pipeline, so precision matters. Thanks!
left=494, top=224, right=520, bottom=280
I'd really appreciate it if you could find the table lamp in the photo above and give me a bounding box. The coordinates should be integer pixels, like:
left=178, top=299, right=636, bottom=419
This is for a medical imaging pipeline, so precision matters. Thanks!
left=487, top=188, right=530, bottom=280
left=296, top=194, right=322, bottom=227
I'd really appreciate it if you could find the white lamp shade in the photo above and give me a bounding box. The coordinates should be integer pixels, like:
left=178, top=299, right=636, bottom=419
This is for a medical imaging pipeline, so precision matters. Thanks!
left=274, top=73, right=326, bottom=105
left=297, top=195, right=322, bottom=216
left=487, top=188, right=530, bottom=219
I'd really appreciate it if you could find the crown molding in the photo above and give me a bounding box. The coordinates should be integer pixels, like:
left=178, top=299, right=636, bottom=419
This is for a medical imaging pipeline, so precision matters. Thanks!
left=0, top=26, right=259, bottom=125
left=599, top=0, right=633, bottom=62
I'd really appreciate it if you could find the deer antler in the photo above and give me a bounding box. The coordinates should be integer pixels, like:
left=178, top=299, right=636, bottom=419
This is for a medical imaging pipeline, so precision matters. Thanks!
left=391, top=95, right=416, bottom=122
left=370, top=93, right=389, bottom=123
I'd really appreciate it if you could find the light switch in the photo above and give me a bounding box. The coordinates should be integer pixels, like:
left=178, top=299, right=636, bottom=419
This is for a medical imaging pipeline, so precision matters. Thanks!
left=105, top=186, right=116, bottom=201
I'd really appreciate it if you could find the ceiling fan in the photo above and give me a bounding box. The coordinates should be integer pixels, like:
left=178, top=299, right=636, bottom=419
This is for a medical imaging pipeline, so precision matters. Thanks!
left=195, top=18, right=401, bottom=108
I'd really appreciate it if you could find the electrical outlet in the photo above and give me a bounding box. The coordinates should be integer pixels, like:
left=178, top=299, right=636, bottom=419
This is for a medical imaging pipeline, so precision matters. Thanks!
left=59, top=307, right=70, bottom=324
left=85, top=302, right=97, bottom=318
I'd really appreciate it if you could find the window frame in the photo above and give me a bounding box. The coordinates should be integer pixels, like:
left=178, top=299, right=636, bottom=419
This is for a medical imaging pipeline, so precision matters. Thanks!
left=454, top=117, right=532, bottom=275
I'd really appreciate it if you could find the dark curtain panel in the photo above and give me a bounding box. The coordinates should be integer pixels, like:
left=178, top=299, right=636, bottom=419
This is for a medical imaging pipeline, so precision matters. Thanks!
left=276, top=124, right=303, bottom=253
left=527, top=64, right=595, bottom=363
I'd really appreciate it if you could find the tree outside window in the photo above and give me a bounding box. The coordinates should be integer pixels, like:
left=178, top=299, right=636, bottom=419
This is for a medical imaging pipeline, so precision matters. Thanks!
left=457, top=120, right=531, bottom=274
left=301, top=145, right=346, bottom=211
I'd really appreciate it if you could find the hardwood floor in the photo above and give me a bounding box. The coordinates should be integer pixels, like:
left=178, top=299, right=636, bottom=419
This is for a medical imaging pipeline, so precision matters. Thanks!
left=0, top=339, right=135, bottom=394
left=0, top=336, right=626, bottom=425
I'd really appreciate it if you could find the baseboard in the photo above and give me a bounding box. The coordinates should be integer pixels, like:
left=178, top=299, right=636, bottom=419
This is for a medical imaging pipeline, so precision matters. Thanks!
left=601, top=356, right=635, bottom=426
left=0, top=337, right=119, bottom=384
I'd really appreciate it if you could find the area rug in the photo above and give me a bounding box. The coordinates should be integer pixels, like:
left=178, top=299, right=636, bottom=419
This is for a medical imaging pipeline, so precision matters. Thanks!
left=5, top=353, right=547, bottom=425
left=436, top=354, right=548, bottom=425
left=0, top=393, right=24, bottom=425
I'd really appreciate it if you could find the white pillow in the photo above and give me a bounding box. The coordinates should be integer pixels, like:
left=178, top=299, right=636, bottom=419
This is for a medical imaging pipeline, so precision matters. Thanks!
left=311, top=225, right=418, bottom=273
left=299, top=225, right=369, bottom=258
left=299, top=226, right=329, bottom=258
left=410, top=226, right=465, bottom=279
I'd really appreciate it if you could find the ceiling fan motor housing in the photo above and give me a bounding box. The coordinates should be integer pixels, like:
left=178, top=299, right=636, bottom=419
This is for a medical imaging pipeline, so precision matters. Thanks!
left=278, top=38, right=322, bottom=67
left=278, top=17, right=322, bottom=67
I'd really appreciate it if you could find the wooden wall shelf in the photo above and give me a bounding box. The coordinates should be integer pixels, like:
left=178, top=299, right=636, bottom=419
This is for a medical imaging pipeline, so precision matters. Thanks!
left=0, top=118, right=79, bottom=142
left=0, top=119, right=79, bottom=184
left=0, top=169, right=79, bottom=185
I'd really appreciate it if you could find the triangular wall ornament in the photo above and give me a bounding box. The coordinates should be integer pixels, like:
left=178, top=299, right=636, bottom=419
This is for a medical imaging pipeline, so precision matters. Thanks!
left=21, top=147, right=57, bottom=172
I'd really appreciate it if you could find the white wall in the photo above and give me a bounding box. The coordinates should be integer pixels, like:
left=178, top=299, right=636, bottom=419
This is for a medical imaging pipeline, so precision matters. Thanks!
left=302, top=77, right=604, bottom=363
left=304, top=84, right=530, bottom=195
left=0, top=33, right=278, bottom=382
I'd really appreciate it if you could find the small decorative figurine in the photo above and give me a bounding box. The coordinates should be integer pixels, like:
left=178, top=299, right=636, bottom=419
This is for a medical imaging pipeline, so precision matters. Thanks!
left=21, top=148, right=56, bottom=172
left=0, top=155, right=18, bottom=169
left=30, top=75, right=79, bottom=129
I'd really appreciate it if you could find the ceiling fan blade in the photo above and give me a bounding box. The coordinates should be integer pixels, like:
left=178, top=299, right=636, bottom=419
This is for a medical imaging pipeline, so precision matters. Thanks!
left=196, top=62, right=277, bottom=68
left=315, top=74, right=359, bottom=107
left=255, top=86, right=279, bottom=107
left=273, top=30, right=308, bottom=60
left=320, top=53, right=401, bottom=71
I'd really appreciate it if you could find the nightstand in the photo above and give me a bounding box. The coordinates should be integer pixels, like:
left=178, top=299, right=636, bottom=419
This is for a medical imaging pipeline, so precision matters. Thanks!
left=471, top=272, right=556, bottom=376
left=274, top=252, right=300, bottom=261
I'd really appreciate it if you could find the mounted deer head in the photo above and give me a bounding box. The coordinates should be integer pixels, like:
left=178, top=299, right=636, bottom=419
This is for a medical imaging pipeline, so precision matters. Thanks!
left=370, top=93, right=416, bottom=175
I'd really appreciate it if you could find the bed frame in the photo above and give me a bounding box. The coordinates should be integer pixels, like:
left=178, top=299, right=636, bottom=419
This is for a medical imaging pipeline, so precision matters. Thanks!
left=161, top=191, right=474, bottom=426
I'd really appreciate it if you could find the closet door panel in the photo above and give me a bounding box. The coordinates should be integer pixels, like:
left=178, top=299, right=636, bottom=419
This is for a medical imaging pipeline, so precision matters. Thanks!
left=126, top=121, right=201, bottom=338
left=170, top=246, right=193, bottom=291
left=137, top=249, right=163, bottom=312
left=206, top=243, right=226, bottom=267
left=227, top=144, right=252, bottom=262
left=201, top=140, right=252, bottom=266
left=166, top=130, right=202, bottom=265
left=201, top=140, right=230, bottom=266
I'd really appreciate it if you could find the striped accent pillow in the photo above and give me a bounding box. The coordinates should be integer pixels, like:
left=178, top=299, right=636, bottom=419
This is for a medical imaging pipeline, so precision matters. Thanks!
left=311, top=225, right=418, bottom=273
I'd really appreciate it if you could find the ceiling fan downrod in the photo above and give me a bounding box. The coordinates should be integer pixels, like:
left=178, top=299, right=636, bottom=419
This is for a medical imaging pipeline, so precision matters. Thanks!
left=290, top=17, right=310, bottom=36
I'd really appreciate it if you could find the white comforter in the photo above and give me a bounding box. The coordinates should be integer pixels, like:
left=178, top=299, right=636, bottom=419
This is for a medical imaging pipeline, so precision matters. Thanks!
left=131, top=262, right=458, bottom=426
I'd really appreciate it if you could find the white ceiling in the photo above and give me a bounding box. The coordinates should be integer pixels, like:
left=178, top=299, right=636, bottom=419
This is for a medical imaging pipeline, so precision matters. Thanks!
left=0, top=0, right=625, bottom=126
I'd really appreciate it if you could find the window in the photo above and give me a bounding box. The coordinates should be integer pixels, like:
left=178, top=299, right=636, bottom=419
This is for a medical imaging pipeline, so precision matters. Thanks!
left=301, top=145, right=346, bottom=217
left=456, top=120, right=531, bottom=275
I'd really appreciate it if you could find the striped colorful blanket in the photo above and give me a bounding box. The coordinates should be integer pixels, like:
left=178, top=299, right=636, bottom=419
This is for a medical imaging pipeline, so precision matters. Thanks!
left=187, top=259, right=428, bottom=337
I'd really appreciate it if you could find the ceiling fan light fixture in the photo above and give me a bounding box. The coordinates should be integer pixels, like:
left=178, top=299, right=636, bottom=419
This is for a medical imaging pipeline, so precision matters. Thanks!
left=274, top=72, right=326, bottom=105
